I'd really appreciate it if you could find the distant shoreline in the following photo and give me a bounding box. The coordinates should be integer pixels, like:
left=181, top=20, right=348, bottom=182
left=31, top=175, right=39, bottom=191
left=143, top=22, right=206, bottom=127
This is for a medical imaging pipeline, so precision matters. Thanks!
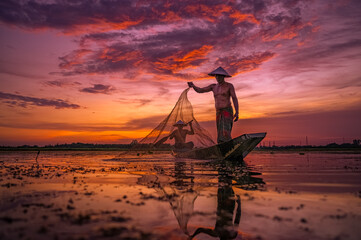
left=0, top=147, right=360, bottom=154
left=0, top=147, right=170, bottom=152
left=256, top=148, right=361, bottom=154
left=1, top=140, right=360, bottom=152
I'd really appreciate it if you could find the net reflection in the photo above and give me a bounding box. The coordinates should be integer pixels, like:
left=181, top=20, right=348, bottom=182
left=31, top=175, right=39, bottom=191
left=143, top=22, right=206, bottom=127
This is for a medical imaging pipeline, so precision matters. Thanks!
left=137, top=160, right=265, bottom=239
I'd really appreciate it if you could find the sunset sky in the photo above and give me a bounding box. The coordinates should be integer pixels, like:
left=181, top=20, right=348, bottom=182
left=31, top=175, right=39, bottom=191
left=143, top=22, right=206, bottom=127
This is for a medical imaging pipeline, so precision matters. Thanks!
left=0, top=0, right=360, bottom=146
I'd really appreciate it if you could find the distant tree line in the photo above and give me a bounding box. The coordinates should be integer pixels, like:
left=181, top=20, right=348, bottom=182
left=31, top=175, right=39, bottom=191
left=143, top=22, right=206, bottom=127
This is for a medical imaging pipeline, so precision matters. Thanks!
left=0, top=139, right=359, bottom=151
left=0, top=142, right=172, bottom=151
left=257, top=139, right=361, bottom=150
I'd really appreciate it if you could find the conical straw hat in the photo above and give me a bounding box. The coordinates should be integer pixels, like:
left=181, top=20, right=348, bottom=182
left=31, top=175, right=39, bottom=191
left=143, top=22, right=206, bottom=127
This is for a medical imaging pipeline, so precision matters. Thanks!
left=208, top=66, right=232, bottom=77
left=173, top=120, right=187, bottom=126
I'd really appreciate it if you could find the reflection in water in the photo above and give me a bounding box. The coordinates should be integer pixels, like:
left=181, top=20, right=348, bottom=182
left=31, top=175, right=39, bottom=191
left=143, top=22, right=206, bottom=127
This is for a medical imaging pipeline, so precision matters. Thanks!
left=190, top=161, right=264, bottom=240
left=138, top=160, right=265, bottom=239
left=171, top=162, right=198, bottom=235
left=161, top=161, right=200, bottom=235
left=138, top=161, right=200, bottom=235
left=189, top=162, right=241, bottom=239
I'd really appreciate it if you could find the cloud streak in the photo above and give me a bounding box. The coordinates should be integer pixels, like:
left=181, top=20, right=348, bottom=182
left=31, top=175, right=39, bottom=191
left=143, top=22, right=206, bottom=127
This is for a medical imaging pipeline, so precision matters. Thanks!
left=80, top=84, right=116, bottom=94
left=116, top=98, right=153, bottom=107
left=0, top=114, right=165, bottom=132
left=0, top=91, right=81, bottom=109
left=44, top=80, right=81, bottom=87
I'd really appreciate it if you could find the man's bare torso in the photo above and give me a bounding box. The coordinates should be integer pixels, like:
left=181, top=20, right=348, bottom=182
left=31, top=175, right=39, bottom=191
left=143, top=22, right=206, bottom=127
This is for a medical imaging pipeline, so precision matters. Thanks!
left=170, top=129, right=188, bottom=144
left=212, top=82, right=233, bottom=110
left=187, top=72, right=239, bottom=122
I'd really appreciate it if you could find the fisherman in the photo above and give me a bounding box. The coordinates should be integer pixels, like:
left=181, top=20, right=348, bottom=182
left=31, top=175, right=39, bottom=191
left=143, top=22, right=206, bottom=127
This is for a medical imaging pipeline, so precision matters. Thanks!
left=155, top=120, right=194, bottom=150
left=188, top=67, right=239, bottom=143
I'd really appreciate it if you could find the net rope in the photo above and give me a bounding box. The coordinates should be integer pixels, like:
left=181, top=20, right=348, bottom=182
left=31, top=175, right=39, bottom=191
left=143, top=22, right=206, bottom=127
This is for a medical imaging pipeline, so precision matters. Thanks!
left=137, top=88, right=215, bottom=149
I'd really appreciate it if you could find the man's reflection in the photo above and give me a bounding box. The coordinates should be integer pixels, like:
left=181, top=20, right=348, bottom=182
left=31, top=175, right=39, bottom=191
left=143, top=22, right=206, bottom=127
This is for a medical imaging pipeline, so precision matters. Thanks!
left=189, top=162, right=241, bottom=239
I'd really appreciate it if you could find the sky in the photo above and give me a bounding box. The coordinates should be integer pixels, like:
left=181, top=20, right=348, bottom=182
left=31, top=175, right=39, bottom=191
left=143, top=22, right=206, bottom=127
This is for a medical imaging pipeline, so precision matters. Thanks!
left=0, top=0, right=360, bottom=146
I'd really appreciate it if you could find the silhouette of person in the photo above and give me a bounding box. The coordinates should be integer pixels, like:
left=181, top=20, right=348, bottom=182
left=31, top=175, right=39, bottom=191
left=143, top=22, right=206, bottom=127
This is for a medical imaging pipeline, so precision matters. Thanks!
left=155, top=120, right=194, bottom=150
left=188, top=67, right=239, bottom=143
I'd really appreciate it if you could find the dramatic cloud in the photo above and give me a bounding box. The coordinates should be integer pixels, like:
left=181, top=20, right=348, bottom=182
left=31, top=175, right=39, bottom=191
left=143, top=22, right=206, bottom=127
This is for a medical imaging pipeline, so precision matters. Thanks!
left=80, top=84, right=116, bottom=94
left=0, top=0, right=261, bottom=32
left=1, top=0, right=293, bottom=78
left=0, top=91, right=81, bottom=109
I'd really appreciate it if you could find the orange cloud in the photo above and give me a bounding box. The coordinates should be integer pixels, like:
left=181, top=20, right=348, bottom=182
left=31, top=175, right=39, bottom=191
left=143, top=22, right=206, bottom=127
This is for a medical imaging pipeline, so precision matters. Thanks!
left=262, top=22, right=313, bottom=42
left=160, top=10, right=182, bottom=22
left=184, top=4, right=259, bottom=25
left=151, top=8, right=183, bottom=22
left=99, top=48, right=143, bottom=64
left=263, top=29, right=298, bottom=42
left=63, top=18, right=144, bottom=35
left=229, top=11, right=260, bottom=25
left=154, top=45, right=214, bottom=73
left=237, top=52, right=276, bottom=74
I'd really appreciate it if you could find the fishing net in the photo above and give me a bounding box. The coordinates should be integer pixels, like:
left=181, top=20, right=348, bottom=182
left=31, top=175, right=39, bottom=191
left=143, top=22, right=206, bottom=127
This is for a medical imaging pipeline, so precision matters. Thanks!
left=137, top=170, right=200, bottom=235
left=138, top=88, right=215, bottom=149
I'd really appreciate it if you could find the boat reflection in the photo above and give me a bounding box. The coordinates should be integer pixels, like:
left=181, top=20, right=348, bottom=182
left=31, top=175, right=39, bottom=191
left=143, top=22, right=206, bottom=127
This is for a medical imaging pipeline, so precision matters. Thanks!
left=137, top=159, right=265, bottom=239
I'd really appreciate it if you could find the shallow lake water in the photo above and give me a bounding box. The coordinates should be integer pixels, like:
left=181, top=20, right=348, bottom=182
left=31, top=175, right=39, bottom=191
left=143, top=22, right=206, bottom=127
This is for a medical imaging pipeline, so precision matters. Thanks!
left=0, top=151, right=360, bottom=240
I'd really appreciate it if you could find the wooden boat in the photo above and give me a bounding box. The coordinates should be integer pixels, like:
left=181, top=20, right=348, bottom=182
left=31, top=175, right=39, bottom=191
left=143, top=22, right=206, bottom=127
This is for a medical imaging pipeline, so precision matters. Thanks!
left=173, top=132, right=266, bottom=160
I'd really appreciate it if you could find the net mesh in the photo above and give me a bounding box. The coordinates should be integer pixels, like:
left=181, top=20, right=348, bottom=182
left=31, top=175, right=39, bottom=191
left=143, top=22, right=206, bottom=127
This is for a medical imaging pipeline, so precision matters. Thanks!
left=138, top=88, right=215, bottom=149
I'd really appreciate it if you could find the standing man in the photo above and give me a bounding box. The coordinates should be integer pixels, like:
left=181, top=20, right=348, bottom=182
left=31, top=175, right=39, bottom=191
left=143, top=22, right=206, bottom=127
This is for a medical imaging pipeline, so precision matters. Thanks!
left=188, top=67, right=239, bottom=143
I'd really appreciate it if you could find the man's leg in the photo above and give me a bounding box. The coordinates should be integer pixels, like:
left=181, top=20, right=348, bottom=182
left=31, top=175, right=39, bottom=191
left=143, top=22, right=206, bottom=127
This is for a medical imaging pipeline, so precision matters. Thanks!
left=216, top=107, right=233, bottom=143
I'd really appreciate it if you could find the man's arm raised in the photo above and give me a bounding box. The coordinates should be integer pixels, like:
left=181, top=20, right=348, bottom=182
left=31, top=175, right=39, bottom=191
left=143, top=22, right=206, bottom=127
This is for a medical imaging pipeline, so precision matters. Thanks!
left=188, top=82, right=214, bottom=93
left=188, top=120, right=194, bottom=135
left=230, top=83, right=239, bottom=122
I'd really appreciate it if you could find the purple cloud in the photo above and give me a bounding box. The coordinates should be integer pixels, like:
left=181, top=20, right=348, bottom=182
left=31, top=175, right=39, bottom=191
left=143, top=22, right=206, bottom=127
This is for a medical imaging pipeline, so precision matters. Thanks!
left=80, top=84, right=116, bottom=94
left=0, top=0, right=273, bottom=78
left=216, top=51, right=276, bottom=75
left=0, top=0, right=261, bottom=32
left=0, top=91, right=81, bottom=109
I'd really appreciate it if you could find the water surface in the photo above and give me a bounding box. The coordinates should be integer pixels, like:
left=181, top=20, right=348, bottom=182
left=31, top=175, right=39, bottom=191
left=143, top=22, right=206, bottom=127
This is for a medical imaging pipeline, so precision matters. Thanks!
left=0, top=151, right=360, bottom=240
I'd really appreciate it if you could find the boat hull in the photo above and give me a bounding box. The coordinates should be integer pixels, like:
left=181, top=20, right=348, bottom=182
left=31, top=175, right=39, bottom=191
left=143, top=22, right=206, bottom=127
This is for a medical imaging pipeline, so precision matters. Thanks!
left=174, top=132, right=266, bottom=160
